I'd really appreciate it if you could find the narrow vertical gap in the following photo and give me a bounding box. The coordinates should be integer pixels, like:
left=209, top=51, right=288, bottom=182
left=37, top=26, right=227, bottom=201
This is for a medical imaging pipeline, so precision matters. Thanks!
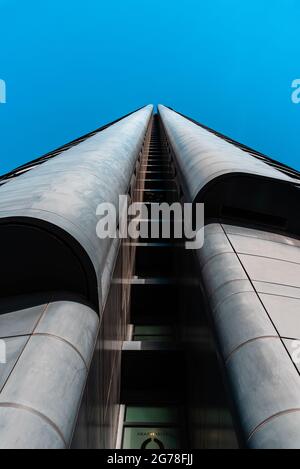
left=120, top=115, right=187, bottom=450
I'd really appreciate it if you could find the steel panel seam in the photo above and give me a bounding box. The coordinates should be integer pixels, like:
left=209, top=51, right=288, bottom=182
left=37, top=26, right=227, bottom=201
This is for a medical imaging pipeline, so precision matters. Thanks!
left=197, top=223, right=300, bottom=448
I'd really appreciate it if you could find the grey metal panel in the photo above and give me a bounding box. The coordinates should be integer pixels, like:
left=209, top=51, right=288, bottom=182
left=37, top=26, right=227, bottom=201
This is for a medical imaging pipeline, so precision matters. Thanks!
left=34, top=299, right=99, bottom=365
left=226, top=337, right=300, bottom=440
left=223, top=224, right=300, bottom=247
left=0, top=293, right=51, bottom=337
left=200, top=252, right=248, bottom=306
left=0, top=304, right=45, bottom=338
left=0, top=336, right=29, bottom=391
left=213, top=292, right=276, bottom=359
left=0, top=406, right=65, bottom=449
left=200, top=223, right=234, bottom=266
left=0, top=105, right=153, bottom=309
left=283, top=339, right=300, bottom=372
left=209, top=279, right=253, bottom=314
left=228, top=233, right=300, bottom=264
left=0, top=296, right=99, bottom=449
left=239, top=254, right=300, bottom=288
left=197, top=223, right=251, bottom=310
left=248, top=411, right=300, bottom=449
left=259, top=294, right=300, bottom=340
left=254, top=281, right=300, bottom=299
left=158, top=105, right=298, bottom=202
left=0, top=335, right=87, bottom=445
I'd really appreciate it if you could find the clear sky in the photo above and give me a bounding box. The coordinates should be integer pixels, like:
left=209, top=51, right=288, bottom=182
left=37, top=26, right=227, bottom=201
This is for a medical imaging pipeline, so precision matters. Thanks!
left=0, top=0, right=299, bottom=174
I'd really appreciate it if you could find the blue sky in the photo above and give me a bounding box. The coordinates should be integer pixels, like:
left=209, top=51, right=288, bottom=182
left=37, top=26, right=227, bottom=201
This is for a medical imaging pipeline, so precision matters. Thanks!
left=0, top=0, right=299, bottom=173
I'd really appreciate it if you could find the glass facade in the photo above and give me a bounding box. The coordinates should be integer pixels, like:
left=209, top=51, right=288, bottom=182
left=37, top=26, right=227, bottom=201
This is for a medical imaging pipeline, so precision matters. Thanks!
left=122, top=406, right=182, bottom=449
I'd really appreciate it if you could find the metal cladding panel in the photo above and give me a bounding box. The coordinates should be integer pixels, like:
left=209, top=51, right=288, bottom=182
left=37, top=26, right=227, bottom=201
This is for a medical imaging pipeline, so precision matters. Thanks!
left=0, top=298, right=47, bottom=338
left=34, top=299, right=99, bottom=365
left=226, top=338, right=300, bottom=439
left=284, top=339, right=300, bottom=373
left=212, top=291, right=276, bottom=359
left=158, top=105, right=298, bottom=202
left=0, top=105, right=153, bottom=308
left=0, top=337, right=29, bottom=391
left=259, top=295, right=300, bottom=339
left=239, top=254, right=300, bottom=288
left=254, top=281, right=300, bottom=300
left=0, top=406, right=65, bottom=449
left=198, top=223, right=300, bottom=448
left=248, top=411, right=300, bottom=449
left=0, top=335, right=87, bottom=442
left=0, top=294, right=99, bottom=449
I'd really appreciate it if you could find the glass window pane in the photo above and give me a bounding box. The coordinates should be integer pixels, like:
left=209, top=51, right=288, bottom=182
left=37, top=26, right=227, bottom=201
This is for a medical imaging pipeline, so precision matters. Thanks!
left=125, top=406, right=179, bottom=423
left=134, top=326, right=174, bottom=335
left=133, top=335, right=173, bottom=342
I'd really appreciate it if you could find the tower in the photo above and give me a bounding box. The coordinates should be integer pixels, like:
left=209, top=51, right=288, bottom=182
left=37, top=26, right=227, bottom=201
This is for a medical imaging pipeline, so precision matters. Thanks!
left=0, top=104, right=299, bottom=449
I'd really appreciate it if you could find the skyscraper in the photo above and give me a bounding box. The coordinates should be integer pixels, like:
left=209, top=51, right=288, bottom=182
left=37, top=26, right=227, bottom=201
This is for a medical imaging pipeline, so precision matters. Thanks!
left=0, top=105, right=299, bottom=449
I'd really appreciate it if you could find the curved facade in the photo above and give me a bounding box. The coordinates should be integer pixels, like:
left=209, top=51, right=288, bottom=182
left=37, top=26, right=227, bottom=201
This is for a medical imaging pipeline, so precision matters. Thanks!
left=0, top=105, right=153, bottom=449
left=0, top=105, right=153, bottom=309
left=1, top=104, right=300, bottom=449
left=197, top=224, right=300, bottom=448
left=158, top=105, right=300, bottom=236
left=0, top=293, right=99, bottom=449
left=158, top=106, right=300, bottom=449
